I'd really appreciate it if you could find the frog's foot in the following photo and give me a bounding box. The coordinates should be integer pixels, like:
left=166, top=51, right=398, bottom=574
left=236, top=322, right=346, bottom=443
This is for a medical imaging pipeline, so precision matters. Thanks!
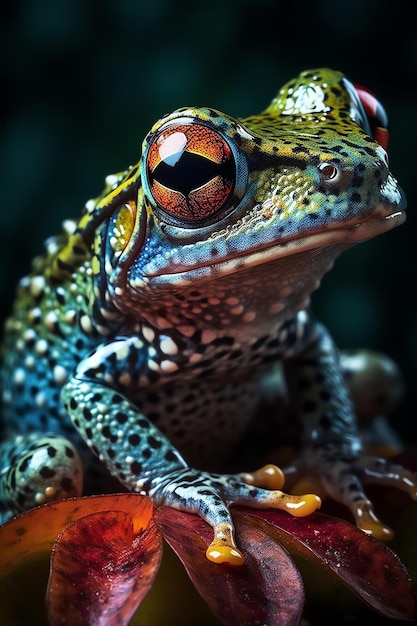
left=150, top=464, right=321, bottom=566
left=284, top=447, right=417, bottom=540
left=0, top=433, right=83, bottom=522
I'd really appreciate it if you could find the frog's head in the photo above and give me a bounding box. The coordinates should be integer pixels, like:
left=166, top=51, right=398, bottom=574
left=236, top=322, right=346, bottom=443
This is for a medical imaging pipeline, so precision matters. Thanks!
left=95, top=69, right=406, bottom=324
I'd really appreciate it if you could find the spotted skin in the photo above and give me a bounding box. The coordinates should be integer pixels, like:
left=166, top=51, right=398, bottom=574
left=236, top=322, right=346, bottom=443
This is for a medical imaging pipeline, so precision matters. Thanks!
left=1, top=68, right=416, bottom=565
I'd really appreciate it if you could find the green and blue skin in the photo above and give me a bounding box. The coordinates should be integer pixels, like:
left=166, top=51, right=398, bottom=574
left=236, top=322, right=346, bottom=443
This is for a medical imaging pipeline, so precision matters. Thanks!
left=1, top=68, right=416, bottom=565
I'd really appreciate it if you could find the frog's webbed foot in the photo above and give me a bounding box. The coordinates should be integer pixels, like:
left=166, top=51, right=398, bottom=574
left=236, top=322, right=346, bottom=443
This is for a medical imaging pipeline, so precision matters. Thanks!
left=150, top=463, right=321, bottom=565
left=0, top=433, right=83, bottom=522
left=284, top=446, right=417, bottom=540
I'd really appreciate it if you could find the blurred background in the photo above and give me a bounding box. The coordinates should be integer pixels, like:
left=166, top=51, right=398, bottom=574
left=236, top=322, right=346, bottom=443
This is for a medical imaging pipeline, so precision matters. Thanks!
left=0, top=0, right=416, bottom=441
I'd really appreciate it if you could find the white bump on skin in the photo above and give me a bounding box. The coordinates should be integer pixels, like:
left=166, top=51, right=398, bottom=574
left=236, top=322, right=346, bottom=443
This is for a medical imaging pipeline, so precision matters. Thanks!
left=160, top=336, right=179, bottom=356
left=142, top=326, right=155, bottom=343
left=29, top=276, right=46, bottom=297
left=35, top=339, right=49, bottom=355
left=23, top=329, right=37, bottom=343
left=28, top=307, right=42, bottom=322
left=44, top=311, right=58, bottom=331
left=105, top=174, right=119, bottom=187
left=53, top=365, right=68, bottom=385
left=24, top=355, right=35, bottom=370
left=160, top=360, right=179, bottom=373
left=230, top=305, right=244, bottom=315
left=226, top=296, right=239, bottom=306
left=35, top=392, right=46, bottom=408
left=13, top=368, right=26, bottom=385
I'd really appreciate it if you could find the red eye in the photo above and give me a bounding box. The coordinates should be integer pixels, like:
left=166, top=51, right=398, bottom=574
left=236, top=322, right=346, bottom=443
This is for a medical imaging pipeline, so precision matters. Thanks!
left=354, top=84, right=389, bottom=150
left=146, top=122, right=236, bottom=223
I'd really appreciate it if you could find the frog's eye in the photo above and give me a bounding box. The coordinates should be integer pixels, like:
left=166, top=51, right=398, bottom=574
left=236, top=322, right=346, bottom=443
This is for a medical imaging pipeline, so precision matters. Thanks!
left=145, top=122, right=236, bottom=223
left=354, top=84, right=389, bottom=150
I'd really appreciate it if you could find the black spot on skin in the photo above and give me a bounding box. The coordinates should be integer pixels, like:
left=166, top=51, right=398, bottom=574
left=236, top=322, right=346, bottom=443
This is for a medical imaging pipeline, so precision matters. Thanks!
left=165, top=450, right=179, bottom=462
left=148, top=436, right=162, bottom=449
left=83, top=407, right=93, bottom=421
left=130, top=461, right=142, bottom=476
left=39, top=466, right=56, bottom=479
left=19, top=457, right=31, bottom=473
left=128, top=434, right=141, bottom=446
left=115, top=411, right=128, bottom=424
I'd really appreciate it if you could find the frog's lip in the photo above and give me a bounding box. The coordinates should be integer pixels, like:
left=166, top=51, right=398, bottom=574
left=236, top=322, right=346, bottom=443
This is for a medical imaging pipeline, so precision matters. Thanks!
left=146, top=209, right=406, bottom=281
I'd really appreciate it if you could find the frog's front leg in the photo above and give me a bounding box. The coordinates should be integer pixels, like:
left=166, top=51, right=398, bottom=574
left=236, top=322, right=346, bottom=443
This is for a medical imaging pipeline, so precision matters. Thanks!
left=62, top=335, right=320, bottom=565
left=283, top=320, right=417, bottom=539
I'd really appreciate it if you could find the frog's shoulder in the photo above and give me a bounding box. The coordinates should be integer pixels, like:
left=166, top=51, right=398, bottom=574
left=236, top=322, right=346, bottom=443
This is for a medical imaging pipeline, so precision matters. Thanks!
left=43, top=167, right=137, bottom=285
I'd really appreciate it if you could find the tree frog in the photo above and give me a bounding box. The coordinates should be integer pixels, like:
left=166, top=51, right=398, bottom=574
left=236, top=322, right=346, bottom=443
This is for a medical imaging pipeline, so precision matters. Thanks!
left=1, top=68, right=415, bottom=566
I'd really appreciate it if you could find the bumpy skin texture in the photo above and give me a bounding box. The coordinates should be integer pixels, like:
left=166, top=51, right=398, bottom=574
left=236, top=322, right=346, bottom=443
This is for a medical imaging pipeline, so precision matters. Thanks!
left=1, top=68, right=415, bottom=564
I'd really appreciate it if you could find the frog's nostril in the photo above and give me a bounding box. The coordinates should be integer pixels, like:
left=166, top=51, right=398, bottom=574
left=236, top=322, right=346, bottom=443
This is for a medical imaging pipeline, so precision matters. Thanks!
left=318, top=162, right=339, bottom=182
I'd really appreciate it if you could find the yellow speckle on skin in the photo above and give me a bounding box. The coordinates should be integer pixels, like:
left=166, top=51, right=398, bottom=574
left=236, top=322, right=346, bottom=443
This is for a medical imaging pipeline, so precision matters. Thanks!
left=92, top=256, right=100, bottom=275
left=80, top=315, right=93, bottom=334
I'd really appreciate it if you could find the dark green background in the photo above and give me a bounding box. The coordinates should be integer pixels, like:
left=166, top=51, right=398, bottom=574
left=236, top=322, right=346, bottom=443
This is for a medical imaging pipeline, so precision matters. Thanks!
left=1, top=0, right=416, bottom=440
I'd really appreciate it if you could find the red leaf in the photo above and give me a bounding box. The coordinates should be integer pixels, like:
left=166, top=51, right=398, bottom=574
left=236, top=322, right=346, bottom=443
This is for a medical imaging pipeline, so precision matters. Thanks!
left=241, top=508, right=416, bottom=621
left=0, top=493, right=158, bottom=625
left=47, top=509, right=162, bottom=626
left=155, top=506, right=304, bottom=626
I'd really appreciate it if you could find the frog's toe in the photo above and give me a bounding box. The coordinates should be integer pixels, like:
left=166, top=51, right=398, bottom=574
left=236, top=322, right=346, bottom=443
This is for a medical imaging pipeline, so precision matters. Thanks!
left=0, top=433, right=83, bottom=518
left=287, top=450, right=416, bottom=540
left=358, top=455, right=417, bottom=500
left=205, top=523, right=246, bottom=565
left=353, top=499, right=394, bottom=540
left=239, top=463, right=285, bottom=490
left=151, top=466, right=321, bottom=565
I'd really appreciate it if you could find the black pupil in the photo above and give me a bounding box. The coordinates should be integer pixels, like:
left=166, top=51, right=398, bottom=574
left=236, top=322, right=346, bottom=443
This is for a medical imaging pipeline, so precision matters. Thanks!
left=151, top=150, right=234, bottom=196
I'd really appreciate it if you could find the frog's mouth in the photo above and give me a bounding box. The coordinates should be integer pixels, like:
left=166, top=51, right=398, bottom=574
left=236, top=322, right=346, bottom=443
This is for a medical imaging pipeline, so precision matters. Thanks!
left=144, top=207, right=405, bottom=285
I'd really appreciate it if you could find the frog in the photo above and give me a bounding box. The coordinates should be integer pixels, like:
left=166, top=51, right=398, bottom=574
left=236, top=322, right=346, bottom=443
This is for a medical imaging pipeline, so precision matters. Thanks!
left=1, top=68, right=416, bottom=566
